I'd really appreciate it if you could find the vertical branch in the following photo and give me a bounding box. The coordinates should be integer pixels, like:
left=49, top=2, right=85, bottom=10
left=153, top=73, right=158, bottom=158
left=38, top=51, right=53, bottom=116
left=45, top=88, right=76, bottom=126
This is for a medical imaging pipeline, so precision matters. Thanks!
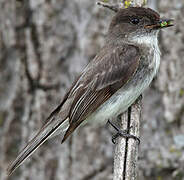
left=113, top=99, right=142, bottom=180
left=97, top=1, right=145, bottom=179
left=113, top=1, right=145, bottom=179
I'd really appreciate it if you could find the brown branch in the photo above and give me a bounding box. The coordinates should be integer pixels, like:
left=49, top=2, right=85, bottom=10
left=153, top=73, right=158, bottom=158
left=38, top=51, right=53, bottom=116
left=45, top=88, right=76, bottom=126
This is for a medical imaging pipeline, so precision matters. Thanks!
left=97, top=1, right=145, bottom=179
left=113, top=99, right=142, bottom=180
left=112, top=1, right=146, bottom=178
left=96, top=1, right=120, bottom=12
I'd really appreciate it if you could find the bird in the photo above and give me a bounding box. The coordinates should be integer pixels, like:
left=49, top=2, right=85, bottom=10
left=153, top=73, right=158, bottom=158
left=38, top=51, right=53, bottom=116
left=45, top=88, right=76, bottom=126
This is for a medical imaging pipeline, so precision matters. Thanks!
left=7, top=7, right=173, bottom=175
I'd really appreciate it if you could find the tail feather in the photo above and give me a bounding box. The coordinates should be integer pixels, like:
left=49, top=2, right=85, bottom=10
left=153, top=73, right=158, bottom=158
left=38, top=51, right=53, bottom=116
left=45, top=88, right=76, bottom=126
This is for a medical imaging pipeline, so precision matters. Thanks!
left=7, top=116, right=69, bottom=176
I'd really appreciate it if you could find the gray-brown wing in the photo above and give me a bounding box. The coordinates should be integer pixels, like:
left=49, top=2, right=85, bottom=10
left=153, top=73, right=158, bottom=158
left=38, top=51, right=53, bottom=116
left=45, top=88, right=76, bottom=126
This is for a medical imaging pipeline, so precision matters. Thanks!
left=61, top=45, right=140, bottom=142
left=6, top=45, right=140, bottom=176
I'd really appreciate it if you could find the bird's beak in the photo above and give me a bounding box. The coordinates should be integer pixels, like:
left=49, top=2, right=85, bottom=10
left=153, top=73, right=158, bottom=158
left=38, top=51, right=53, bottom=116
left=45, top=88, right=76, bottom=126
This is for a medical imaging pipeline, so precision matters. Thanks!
left=145, top=18, right=174, bottom=30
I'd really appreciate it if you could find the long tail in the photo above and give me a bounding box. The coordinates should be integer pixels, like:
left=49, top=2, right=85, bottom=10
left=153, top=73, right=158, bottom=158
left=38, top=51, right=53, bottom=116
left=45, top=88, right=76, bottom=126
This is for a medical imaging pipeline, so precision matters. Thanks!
left=7, top=115, right=69, bottom=176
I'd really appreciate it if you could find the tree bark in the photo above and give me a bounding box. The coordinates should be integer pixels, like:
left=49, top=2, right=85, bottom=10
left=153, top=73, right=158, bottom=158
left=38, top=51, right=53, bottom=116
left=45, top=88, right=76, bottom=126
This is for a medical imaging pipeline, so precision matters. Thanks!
left=0, top=0, right=184, bottom=180
left=113, top=100, right=142, bottom=180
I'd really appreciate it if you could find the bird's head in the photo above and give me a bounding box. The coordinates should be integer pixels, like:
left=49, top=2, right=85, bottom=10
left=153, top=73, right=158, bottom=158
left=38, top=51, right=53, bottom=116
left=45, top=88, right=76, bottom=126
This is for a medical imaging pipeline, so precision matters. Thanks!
left=107, top=7, right=173, bottom=44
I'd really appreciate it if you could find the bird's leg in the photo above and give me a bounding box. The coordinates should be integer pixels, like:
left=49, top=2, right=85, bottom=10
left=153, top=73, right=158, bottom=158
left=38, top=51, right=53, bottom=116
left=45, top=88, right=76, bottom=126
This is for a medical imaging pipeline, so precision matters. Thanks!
left=136, top=94, right=143, bottom=102
left=107, top=120, right=140, bottom=144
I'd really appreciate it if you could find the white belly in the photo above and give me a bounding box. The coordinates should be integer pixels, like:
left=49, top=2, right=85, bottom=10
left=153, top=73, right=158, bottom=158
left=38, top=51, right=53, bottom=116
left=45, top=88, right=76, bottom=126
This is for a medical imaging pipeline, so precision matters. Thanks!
left=85, top=75, right=151, bottom=126
left=85, top=47, right=160, bottom=126
left=84, top=34, right=161, bottom=126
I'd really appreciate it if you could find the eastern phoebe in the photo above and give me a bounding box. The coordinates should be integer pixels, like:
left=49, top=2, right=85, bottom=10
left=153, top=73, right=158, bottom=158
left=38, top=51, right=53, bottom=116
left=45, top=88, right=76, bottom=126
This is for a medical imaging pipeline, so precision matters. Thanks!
left=7, top=7, right=173, bottom=175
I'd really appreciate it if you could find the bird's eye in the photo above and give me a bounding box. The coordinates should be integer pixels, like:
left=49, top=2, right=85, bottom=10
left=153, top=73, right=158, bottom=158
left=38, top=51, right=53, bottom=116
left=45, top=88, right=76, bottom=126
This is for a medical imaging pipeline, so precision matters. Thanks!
left=131, top=18, right=140, bottom=25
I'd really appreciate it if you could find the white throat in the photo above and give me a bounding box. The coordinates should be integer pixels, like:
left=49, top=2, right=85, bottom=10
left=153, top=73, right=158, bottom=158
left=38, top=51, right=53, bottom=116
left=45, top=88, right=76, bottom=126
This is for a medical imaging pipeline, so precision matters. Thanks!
left=130, top=32, right=159, bottom=48
left=131, top=32, right=160, bottom=69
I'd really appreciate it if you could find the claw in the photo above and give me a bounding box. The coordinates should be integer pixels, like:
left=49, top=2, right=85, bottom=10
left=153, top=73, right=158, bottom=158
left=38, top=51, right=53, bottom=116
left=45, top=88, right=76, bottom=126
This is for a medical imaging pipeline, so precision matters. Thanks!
left=108, top=120, right=140, bottom=144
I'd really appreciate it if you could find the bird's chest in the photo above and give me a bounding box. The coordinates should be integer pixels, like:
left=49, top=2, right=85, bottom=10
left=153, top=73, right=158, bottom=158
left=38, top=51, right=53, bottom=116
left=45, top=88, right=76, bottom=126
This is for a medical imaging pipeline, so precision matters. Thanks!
left=131, top=44, right=160, bottom=87
left=103, top=47, right=160, bottom=119
left=86, top=41, right=160, bottom=125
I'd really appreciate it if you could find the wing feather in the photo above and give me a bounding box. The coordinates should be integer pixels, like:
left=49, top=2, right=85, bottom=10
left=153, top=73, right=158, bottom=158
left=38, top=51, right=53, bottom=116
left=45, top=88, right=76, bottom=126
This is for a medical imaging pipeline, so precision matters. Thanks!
left=62, top=45, right=140, bottom=142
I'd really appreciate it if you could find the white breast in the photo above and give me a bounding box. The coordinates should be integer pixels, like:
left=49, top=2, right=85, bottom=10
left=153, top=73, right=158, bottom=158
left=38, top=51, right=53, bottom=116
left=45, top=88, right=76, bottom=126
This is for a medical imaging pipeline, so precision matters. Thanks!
left=133, top=34, right=160, bottom=76
left=84, top=34, right=161, bottom=126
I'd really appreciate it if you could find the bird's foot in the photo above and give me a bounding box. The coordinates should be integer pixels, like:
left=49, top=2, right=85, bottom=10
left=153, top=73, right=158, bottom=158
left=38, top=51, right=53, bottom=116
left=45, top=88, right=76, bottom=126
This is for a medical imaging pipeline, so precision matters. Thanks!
left=107, top=120, right=140, bottom=144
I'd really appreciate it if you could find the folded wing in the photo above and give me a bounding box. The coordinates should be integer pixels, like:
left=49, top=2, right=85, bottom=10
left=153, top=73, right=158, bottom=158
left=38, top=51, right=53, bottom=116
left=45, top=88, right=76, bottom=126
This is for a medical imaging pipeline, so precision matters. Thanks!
left=7, top=44, right=140, bottom=175
left=62, top=44, right=140, bottom=142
